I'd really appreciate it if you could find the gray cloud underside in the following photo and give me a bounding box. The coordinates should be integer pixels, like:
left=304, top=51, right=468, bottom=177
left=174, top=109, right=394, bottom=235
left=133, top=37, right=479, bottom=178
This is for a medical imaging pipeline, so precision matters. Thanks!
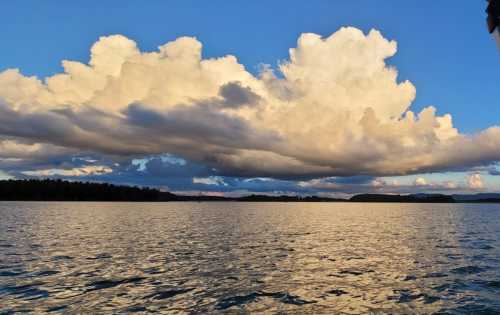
left=0, top=28, right=499, bottom=180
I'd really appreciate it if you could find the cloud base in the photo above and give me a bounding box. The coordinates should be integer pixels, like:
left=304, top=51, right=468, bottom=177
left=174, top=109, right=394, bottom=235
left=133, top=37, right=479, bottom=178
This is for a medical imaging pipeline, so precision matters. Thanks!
left=0, top=27, right=499, bottom=183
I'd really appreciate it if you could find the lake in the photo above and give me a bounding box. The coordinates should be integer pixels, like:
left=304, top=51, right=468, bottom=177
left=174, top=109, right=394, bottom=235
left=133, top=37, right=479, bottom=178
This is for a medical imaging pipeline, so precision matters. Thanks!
left=1, top=202, right=500, bottom=314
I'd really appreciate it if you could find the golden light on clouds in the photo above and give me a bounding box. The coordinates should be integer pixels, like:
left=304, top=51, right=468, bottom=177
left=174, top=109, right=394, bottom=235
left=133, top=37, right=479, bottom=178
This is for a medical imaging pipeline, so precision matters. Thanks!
left=0, top=27, right=499, bottom=179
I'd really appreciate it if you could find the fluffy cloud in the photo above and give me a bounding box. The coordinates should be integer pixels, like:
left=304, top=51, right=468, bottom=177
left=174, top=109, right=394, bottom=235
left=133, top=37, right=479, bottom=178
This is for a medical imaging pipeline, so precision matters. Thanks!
left=193, top=176, right=227, bottom=186
left=297, top=176, right=463, bottom=194
left=298, top=178, right=340, bottom=190
left=22, top=165, right=113, bottom=177
left=1, top=28, right=500, bottom=179
left=371, top=177, right=459, bottom=192
left=0, top=138, right=70, bottom=160
left=414, top=177, right=427, bottom=186
left=467, top=173, right=484, bottom=189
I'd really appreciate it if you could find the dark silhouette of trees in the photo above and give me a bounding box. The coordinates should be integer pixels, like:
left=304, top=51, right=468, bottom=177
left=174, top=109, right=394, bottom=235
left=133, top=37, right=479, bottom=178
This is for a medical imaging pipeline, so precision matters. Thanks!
left=0, top=180, right=347, bottom=202
left=0, top=179, right=498, bottom=203
left=350, top=194, right=455, bottom=203
left=236, top=194, right=344, bottom=202
left=0, top=179, right=179, bottom=201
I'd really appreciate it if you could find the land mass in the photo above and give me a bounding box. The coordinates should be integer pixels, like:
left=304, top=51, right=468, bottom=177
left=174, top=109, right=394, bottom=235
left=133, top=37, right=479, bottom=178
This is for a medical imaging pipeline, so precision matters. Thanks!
left=0, top=179, right=499, bottom=203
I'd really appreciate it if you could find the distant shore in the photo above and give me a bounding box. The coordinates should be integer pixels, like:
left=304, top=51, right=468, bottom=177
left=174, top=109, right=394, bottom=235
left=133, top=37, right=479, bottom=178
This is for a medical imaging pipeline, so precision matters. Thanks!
left=0, top=179, right=499, bottom=203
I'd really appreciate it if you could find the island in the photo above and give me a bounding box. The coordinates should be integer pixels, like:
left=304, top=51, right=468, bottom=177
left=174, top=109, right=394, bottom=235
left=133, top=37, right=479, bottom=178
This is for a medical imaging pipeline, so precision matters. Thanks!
left=0, top=179, right=500, bottom=203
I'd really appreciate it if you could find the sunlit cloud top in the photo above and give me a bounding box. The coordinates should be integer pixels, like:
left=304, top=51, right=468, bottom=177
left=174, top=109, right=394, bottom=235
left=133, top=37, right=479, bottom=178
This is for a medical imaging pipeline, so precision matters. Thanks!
left=1, top=26, right=500, bottom=194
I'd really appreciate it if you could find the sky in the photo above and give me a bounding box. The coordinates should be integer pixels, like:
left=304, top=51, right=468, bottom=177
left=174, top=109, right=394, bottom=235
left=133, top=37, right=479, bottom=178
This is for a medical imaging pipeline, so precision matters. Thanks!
left=1, top=1, right=500, bottom=196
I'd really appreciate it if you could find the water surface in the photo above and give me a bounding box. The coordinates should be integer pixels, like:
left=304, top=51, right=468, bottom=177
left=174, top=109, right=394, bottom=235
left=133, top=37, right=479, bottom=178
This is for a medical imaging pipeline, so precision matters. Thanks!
left=1, top=202, right=500, bottom=314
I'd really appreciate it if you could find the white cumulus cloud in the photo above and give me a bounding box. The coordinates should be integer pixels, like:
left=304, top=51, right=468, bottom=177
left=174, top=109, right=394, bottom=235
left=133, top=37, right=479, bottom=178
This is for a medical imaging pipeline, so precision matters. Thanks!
left=467, top=173, right=484, bottom=189
left=0, top=28, right=499, bottom=179
left=414, top=177, right=428, bottom=186
left=22, top=165, right=113, bottom=177
left=193, top=176, right=227, bottom=186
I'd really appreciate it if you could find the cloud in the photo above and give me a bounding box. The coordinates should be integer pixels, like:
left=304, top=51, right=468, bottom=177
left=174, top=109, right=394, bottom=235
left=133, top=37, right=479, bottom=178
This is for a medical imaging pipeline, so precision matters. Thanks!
left=218, top=82, right=261, bottom=108
left=487, top=166, right=500, bottom=176
left=193, top=176, right=227, bottom=186
left=1, top=28, right=500, bottom=180
left=368, top=176, right=466, bottom=193
left=0, top=138, right=71, bottom=160
left=297, top=175, right=469, bottom=194
left=298, top=178, right=340, bottom=190
left=491, top=169, right=500, bottom=176
left=467, top=173, right=484, bottom=189
left=22, top=165, right=112, bottom=177
left=0, top=170, right=13, bottom=180
left=414, top=177, right=427, bottom=186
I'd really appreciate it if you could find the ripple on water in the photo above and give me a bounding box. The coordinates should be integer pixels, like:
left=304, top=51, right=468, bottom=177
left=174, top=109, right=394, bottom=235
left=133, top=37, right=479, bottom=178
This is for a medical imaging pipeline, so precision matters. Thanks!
left=326, top=289, right=348, bottom=296
left=391, top=289, right=440, bottom=304
left=85, top=276, right=146, bottom=292
left=403, top=275, right=417, bottom=281
left=2, top=282, right=49, bottom=300
left=424, top=272, right=448, bottom=279
left=215, top=291, right=316, bottom=310
left=86, top=253, right=113, bottom=260
left=32, top=270, right=59, bottom=277
left=336, top=269, right=374, bottom=277
left=2, top=202, right=500, bottom=313
left=46, top=305, right=67, bottom=313
left=123, top=305, right=148, bottom=313
left=146, top=288, right=194, bottom=300
left=51, top=255, right=73, bottom=261
left=484, top=280, right=500, bottom=289
left=450, top=265, right=485, bottom=275
left=438, top=304, right=500, bottom=314
left=0, top=270, right=26, bottom=277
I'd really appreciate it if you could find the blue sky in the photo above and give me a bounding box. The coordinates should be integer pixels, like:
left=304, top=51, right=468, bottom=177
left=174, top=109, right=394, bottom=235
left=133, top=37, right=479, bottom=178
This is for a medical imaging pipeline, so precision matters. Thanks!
left=1, top=1, right=499, bottom=195
left=2, top=1, right=498, bottom=132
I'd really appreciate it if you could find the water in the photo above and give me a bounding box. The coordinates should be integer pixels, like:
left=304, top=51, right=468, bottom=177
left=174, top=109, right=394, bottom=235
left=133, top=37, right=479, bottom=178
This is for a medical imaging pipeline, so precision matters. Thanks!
left=1, top=202, right=500, bottom=314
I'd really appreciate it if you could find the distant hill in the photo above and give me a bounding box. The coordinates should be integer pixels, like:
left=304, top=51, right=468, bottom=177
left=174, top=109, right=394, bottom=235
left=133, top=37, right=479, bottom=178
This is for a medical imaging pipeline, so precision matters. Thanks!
left=452, top=193, right=500, bottom=202
left=0, top=180, right=344, bottom=202
left=349, top=194, right=455, bottom=203
left=0, top=179, right=499, bottom=203
left=235, top=194, right=345, bottom=202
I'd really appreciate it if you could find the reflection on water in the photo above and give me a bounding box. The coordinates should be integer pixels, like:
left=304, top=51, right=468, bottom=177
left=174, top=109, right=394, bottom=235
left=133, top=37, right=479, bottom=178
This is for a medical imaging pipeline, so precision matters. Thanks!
left=1, top=202, right=500, bottom=313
